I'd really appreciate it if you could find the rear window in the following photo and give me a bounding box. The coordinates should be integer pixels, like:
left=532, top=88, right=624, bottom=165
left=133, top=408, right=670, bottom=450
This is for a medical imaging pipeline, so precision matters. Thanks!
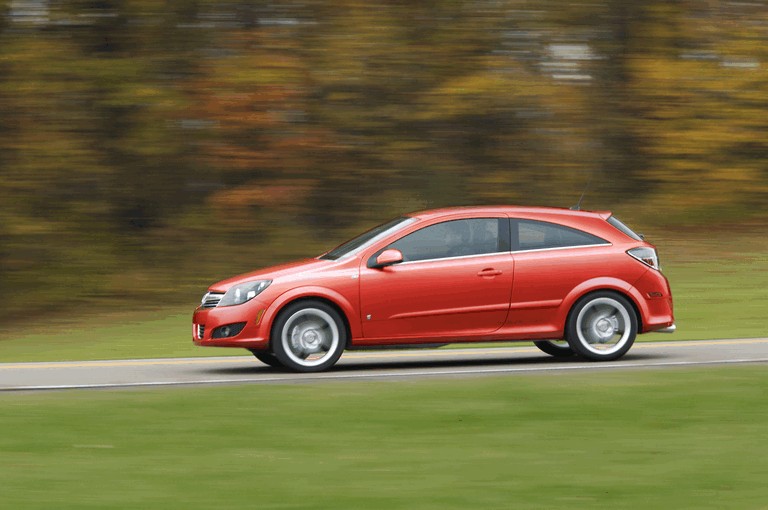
left=607, top=216, right=643, bottom=241
left=512, top=220, right=607, bottom=251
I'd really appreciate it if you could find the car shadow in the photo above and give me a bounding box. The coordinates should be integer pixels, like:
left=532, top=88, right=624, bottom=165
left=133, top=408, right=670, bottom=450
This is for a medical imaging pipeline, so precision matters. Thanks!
left=202, top=350, right=667, bottom=375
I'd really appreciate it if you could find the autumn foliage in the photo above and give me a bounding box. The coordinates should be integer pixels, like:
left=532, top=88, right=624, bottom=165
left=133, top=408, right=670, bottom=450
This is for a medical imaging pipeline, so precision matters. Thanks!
left=0, top=0, right=766, bottom=318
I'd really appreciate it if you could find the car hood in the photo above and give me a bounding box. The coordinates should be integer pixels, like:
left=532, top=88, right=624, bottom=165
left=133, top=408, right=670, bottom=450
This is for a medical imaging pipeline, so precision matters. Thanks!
left=209, top=258, right=334, bottom=292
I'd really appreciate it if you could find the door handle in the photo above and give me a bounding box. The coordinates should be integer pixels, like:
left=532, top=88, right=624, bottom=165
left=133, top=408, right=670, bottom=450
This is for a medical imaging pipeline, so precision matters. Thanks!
left=477, top=268, right=502, bottom=277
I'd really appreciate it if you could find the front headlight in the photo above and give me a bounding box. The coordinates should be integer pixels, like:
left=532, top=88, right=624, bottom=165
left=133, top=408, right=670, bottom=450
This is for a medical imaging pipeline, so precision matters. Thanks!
left=218, top=280, right=271, bottom=307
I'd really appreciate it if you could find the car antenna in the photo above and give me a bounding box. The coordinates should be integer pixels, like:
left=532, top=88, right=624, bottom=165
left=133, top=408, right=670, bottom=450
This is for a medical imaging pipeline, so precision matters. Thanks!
left=570, top=178, right=591, bottom=211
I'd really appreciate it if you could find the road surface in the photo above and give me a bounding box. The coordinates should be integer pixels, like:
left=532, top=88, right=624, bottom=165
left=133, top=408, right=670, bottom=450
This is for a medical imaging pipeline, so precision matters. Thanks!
left=2, top=338, right=767, bottom=391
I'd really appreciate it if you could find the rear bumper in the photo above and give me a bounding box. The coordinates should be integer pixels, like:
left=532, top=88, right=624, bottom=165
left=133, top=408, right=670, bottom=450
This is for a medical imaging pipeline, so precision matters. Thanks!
left=631, top=269, right=675, bottom=333
left=653, top=324, right=676, bottom=334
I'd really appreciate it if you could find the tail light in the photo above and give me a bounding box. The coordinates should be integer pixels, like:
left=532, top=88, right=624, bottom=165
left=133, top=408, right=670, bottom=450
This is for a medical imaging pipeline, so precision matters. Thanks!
left=627, top=247, right=660, bottom=271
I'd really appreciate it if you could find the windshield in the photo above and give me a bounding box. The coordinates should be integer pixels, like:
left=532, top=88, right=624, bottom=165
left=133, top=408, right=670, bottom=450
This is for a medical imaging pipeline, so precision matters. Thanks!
left=320, top=216, right=416, bottom=260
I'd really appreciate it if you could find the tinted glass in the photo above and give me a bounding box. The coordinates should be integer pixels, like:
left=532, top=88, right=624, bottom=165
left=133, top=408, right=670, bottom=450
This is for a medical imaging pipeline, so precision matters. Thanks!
left=513, top=220, right=607, bottom=251
left=388, top=218, right=504, bottom=262
left=321, top=216, right=415, bottom=260
left=607, top=216, right=643, bottom=241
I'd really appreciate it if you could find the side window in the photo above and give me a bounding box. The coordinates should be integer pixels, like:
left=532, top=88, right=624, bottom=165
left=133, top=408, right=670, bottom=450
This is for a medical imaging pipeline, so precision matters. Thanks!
left=513, top=220, right=607, bottom=251
left=387, top=218, right=504, bottom=262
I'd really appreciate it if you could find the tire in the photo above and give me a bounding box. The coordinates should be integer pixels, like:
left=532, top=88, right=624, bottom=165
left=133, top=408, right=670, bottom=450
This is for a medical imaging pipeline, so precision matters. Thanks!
left=565, top=291, right=638, bottom=361
left=248, top=350, right=284, bottom=369
left=533, top=340, right=575, bottom=358
left=271, top=300, right=347, bottom=372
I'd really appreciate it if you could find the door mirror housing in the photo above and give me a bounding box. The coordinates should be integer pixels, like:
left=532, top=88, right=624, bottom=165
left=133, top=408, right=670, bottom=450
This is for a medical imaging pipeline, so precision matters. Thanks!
left=373, top=249, right=403, bottom=269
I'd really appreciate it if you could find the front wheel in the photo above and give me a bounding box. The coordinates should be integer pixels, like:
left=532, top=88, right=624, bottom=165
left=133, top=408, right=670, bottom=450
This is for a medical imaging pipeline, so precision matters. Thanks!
left=271, top=300, right=347, bottom=372
left=533, top=340, right=575, bottom=358
left=565, top=292, right=638, bottom=361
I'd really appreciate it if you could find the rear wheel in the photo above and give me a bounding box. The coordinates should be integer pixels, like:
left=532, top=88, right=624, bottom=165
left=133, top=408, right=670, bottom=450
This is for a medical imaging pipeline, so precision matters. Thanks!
left=249, top=350, right=284, bottom=368
left=271, top=300, right=347, bottom=372
left=533, top=340, right=575, bottom=358
left=566, top=292, right=637, bottom=361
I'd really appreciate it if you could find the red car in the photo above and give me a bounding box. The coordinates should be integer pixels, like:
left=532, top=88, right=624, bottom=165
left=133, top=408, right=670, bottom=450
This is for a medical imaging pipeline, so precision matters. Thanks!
left=193, top=206, right=674, bottom=372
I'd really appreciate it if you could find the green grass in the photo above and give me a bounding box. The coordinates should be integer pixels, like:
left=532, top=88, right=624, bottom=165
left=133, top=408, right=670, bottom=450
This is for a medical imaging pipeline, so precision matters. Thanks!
left=656, top=230, right=768, bottom=341
left=1, top=232, right=766, bottom=362
left=662, top=261, right=768, bottom=341
left=0, top=311, right=234, bottom=363
left=1, top=366, right=766, bottom=509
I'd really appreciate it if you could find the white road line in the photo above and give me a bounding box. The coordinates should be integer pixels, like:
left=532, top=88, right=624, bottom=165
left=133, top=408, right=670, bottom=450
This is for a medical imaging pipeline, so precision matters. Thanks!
left=3, top=338, right=768, bottom=370
left=2, top=357, right=766, bottom=392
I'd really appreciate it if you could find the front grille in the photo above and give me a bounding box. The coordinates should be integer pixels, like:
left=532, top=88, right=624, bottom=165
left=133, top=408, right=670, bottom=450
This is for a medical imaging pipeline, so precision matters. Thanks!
left=197, top=324, right=205, bottom=339
left=201, top=292, right=225, bottom=309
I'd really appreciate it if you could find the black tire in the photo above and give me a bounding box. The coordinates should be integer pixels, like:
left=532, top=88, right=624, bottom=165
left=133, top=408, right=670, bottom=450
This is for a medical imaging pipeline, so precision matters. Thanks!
left=565, top=291, right=638, bottom=361
left=248, top=350, right=284, bottom=368
left=533, top=340, right=575, bottom=358
left=271, top=300, right=347, bottom=372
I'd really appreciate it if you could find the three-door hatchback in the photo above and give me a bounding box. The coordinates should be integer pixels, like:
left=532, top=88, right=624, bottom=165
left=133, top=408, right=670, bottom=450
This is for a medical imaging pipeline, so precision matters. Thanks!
left=193, top=206, right=675, bottom=371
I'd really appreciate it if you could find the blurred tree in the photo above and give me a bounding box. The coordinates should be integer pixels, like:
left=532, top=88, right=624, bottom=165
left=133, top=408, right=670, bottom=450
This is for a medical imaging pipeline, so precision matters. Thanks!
left=628, top=0, right=768, bottom=220
left=0, top=0, right=767, bottom=322
left=0, top=0, right=9, bottom=298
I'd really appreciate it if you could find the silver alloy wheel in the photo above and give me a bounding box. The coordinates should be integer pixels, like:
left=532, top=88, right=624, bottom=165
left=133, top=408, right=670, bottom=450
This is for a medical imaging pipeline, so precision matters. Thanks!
left=280, top=308, right=340, bottom=368
left=575, top=297, right=632, bottom=355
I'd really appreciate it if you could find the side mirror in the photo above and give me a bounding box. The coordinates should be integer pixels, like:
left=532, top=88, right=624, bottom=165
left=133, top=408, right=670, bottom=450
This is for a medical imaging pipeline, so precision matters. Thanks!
left=373, top=249, right=403, bottom=269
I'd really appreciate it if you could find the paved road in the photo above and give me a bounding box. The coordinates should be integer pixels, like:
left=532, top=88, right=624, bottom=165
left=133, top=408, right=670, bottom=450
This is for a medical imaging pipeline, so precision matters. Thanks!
left=2, top=338, right=767, bottom=391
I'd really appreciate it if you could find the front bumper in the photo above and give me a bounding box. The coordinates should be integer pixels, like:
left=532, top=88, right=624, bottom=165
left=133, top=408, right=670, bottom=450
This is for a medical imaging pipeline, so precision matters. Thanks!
left=653, top=324, right=677, bottom=334
left=193, top=300, right=269, bottom=349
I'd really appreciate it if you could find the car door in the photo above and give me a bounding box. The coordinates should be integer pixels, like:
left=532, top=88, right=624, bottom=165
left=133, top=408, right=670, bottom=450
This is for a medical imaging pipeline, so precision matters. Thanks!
left=359, top=217, right=514, bottom=340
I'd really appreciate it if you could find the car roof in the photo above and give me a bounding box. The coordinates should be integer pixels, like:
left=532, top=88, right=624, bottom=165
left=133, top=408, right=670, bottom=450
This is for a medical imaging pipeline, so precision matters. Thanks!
left=406, top=205, right=612, bottom=221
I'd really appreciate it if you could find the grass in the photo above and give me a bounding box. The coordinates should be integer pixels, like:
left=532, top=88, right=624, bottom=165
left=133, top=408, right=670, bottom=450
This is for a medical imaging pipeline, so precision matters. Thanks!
left=661, top=260, right=768, bottom=341
left=1, top=230, right=766, bottom=362
left=0, top=311, right=233, bottom=363
left=655, top=228, right=768, bottom=341
left=1, top=366, right=766, bottom=509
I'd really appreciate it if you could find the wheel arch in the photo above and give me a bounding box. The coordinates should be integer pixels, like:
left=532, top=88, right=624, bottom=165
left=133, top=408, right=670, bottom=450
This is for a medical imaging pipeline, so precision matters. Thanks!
left=558, top=279, right=644, bottom=334
left=262, top=288, right=357, bottom=349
